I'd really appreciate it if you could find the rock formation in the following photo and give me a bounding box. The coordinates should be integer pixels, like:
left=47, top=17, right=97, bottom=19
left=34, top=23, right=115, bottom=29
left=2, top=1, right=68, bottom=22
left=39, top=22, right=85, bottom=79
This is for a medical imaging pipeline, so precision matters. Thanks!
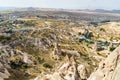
left=0, top=62, right=10, bottom=80
left=0, top=44, right=33, bottom=80
left=88, top=45, right=120, bottom=80
left=77, top=64, right=88, bottom=80
left=35, top=55, right=89, bottom=80
left=52, top=42, right=61, bottom=60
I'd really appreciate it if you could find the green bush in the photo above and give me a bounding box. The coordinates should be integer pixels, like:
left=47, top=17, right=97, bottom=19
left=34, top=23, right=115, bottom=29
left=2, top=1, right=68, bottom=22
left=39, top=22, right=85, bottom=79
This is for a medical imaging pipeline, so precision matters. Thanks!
left=43, top=63, right=53, bottom=68
left=100, top=28, right=105, bottom=32
left=24, top=21, right=34, bottom=26
left=88, top=32, right=94, bottom=39
left=10, top=60, right=28, bottom=69
left=0, top=35, right=4, bottom=40
left=110, top=47, right=116, bottom=51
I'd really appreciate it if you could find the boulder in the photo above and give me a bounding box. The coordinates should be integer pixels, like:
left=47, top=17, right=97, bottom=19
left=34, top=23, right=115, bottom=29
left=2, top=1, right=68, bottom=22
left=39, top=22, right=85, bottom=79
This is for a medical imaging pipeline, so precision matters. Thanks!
left=0, top=69, right=10, bottom=80
left=77, top=64, right=88, bottom=80
left=61, top=49, right=80, bottom=57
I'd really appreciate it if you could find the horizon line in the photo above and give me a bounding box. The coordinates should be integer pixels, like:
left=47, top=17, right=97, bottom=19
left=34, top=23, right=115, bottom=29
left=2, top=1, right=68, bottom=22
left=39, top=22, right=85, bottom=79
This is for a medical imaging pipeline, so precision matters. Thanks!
left=0, top=6, right=120, bottom=11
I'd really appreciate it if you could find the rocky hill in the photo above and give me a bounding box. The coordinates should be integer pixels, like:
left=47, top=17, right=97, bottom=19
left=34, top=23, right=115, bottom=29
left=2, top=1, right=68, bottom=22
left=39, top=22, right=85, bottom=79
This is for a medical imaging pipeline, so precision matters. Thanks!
left=0, top=10, right=120, bottom=80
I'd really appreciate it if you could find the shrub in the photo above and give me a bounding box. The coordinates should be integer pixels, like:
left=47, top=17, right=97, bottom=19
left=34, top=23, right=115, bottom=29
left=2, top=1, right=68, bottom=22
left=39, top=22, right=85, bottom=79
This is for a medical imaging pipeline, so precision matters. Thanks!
left=88, top=32, right=94, bottom=39
left=110, top=47, right=116, bottom=51
left=100, top=28, right=105, bottom=32
left=24, top=21, right=34, bottom=26
left=43, top=63, right=53, bottom=68
left=10, top=60, right=28, bottom=69
left=0, top=35, right=4, bottom=40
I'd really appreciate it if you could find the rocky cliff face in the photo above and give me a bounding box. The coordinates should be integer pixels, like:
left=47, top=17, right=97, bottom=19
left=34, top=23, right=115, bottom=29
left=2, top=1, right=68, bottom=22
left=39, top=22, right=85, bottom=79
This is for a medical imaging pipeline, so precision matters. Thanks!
left=88, top=45, right=120, bottom=80
left=0, top=44, right=33, bottom=80
left=37, top=45, right=120, bottom=80
left=34, top=56, right=88, bottom=80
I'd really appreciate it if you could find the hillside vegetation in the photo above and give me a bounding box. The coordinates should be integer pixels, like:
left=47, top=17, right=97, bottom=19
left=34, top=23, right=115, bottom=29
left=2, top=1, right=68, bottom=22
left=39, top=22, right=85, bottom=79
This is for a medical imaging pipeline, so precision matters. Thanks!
left=0, top=10, right=120, bottom=80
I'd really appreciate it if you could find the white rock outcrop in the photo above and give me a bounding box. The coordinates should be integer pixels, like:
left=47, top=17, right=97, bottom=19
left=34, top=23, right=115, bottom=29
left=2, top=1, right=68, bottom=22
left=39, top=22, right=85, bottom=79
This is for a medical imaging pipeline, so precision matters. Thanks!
left=35, top=56, right=89, bottom=80
left=88, top=45, right=120, bottom=80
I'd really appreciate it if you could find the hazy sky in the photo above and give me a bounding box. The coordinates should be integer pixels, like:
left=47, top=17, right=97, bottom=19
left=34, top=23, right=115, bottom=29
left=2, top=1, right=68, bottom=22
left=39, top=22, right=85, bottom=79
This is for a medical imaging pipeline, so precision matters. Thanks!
left=0, top=0, right=119, bottom=10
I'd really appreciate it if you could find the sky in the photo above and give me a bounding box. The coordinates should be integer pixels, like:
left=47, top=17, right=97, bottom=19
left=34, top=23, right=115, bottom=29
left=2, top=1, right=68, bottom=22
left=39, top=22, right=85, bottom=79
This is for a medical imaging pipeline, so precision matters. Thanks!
left=0, top=0, right=120, bottom=10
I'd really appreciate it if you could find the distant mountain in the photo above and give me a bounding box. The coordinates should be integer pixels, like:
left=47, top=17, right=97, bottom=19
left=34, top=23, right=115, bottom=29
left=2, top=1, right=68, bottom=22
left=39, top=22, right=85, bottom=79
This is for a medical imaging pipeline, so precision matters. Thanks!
left=94, top=9, right=120, bottom=14
left=0, top=7, right=120, bottom=14
left=94, top=9, right=111, bottom=13
left=0, top=7, right=15, bottom=11
left=112, top=10, right=120, bottom=13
